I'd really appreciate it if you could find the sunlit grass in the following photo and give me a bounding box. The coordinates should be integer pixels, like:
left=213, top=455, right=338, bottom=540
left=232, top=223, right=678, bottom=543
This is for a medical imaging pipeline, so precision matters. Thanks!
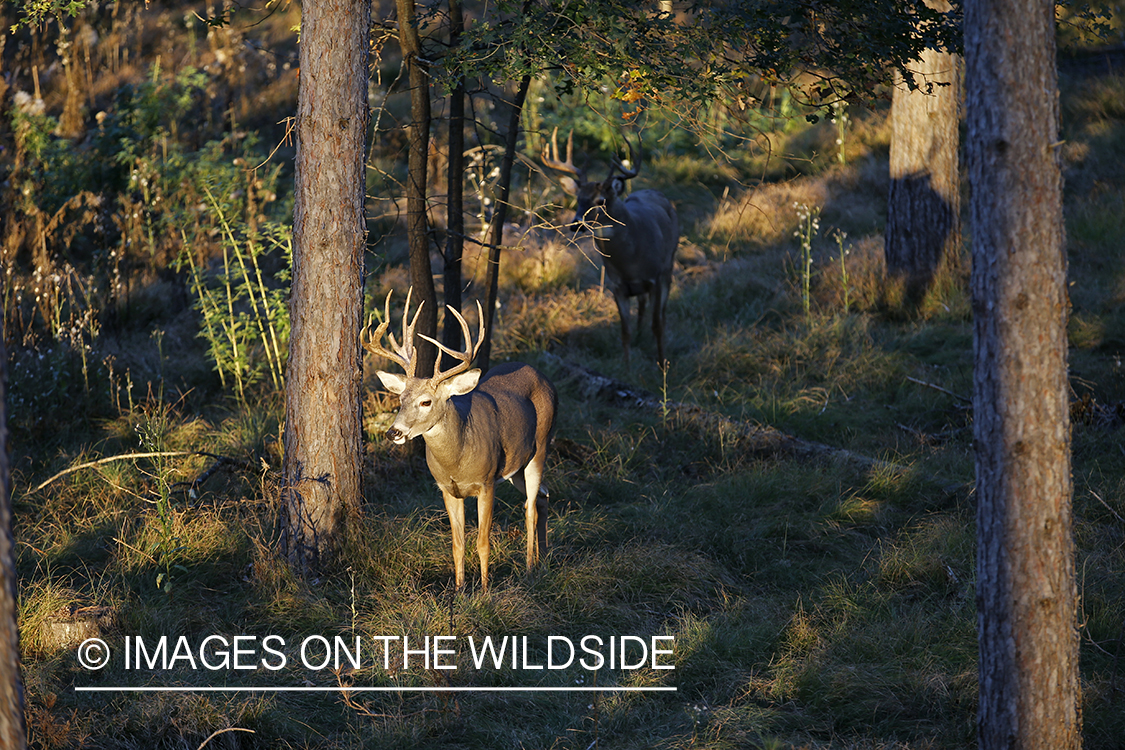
left=10, top=42, right=1125, bottom=750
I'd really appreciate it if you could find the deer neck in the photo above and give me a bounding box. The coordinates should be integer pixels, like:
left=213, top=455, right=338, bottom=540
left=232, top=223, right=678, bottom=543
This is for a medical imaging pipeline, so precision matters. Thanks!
left=593, top=197, right=630, bottom=243
left=598, top=196, right=644, bottom=252
left=419, top=395, right=474, bottom=470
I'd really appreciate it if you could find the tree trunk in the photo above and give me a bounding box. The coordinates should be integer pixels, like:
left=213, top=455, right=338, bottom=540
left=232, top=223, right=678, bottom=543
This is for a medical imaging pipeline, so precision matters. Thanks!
left=966, top=0, right=1080, bottom=746
left=280, top=0, right=369, bottom=573
left=396, top=0, right=438, bottom=379
left=0, top=336, right=28, bottom=749
left=441, top=0, right=466, bottom=367
left=477, top=75, right=531, bottom=373
left=57, top=19, right=86, bottom=141
left=885, top=0, right=960, bottom=302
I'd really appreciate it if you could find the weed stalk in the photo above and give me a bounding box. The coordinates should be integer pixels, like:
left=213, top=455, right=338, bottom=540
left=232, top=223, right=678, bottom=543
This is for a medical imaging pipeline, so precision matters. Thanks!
left=835, top=229, right=851, bottom=315
left=833, top=100, right=849, bottom=165
left=793, top=203, right=821, bottom=320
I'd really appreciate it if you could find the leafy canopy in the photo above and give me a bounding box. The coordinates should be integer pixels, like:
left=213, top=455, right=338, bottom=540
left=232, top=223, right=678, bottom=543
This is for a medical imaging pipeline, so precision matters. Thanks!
left=439, top=0, right=962, bottom=116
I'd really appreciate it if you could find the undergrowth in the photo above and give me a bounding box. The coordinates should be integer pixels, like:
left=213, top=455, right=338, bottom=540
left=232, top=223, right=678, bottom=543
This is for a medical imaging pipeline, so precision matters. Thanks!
left=5, top=7, right=1125, bottom=750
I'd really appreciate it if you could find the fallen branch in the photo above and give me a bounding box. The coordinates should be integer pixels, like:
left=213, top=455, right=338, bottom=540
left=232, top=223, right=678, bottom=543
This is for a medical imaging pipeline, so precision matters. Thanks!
left=31, top=451, right=195, bottom=493
left=31, top=450, right=258, bottom=494
left=197, top=728, right=255, bottom=750
left=171, top=453, right=260, bottom=495
left=906, top=375, right=971, bottom=404
left=543, top=353, right=968, bottom=494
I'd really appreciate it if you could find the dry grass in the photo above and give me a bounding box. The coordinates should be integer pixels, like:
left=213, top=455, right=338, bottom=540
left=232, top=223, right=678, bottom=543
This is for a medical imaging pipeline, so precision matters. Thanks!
left=706, top=176, right=831, bottom=251
left=8, top=13, right=1125, bottom=750
left=814, top=234, right=888, bottom=314
left=460, top=229, right=587, bottom=295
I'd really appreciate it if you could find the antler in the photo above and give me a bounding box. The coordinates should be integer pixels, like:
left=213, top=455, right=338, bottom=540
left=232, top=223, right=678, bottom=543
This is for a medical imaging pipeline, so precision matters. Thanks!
left=417, top=301, right=486, bottom=384
left=540, top=127, right=583, bottom=177
left=362, top=288, right=423, bottom=378
left=609, top=136, right=641, bottom=180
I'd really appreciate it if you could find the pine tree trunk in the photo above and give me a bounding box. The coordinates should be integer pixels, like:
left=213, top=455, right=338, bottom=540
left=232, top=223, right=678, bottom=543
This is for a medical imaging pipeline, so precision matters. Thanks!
left=966, top=0, right=1080, bottom=746
left=0, top=337, right=28, bottom=749
left=885, top=0, right=960, bottom=302
left=396, top=0, right=438, bottom=379
left=280, top=0, right=369, bottom=573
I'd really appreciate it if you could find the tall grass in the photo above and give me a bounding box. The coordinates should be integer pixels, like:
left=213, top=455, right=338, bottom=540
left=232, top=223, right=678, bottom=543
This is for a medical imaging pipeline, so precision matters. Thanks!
left=9, top=12, right=1125, bottom=750
left=180, top=187, right=291, bottom=405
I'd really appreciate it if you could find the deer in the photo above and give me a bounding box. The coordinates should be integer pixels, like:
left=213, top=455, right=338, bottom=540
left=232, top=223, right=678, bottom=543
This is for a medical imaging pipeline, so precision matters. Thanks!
left=541, top=128, right=680, bottom=366
left=363, top=289, right=558, bottom=591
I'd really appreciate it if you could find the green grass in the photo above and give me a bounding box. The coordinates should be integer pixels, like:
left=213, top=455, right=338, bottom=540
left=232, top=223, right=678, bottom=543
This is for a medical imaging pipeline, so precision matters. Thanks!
left=7, top=13, right=1125, bottom=750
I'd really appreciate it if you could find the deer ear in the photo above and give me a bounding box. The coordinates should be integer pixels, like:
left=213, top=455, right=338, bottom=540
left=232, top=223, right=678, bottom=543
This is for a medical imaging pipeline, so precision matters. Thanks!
left=609, top=176, right=627, bottom=195
left=376, top=370, right=407, bottom=394
left=559, top=176, right=579, bottom=196
left=441, top=368, right=481, bottom=397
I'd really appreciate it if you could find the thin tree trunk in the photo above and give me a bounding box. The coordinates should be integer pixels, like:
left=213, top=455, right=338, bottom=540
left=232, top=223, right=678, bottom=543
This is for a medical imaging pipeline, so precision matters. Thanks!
left=396, top=0, right=438, bottom=378
left=281, top=0, right=369, bottom=573
left=57, top=19, right=86, bottom=140
left=0, top=335, right=28, bottom=749
left=966, top=0, right=1080, bottom=746
left=441, top=0, right=466, bottom=367
left=477, top=74, right=531, bottom=372
left=885, top=0, right=960, bottom=303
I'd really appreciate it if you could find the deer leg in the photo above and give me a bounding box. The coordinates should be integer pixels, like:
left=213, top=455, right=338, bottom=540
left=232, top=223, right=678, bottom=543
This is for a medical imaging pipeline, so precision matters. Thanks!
left=534, top=484, right=549, bottom=565
left=516, top=458, right=549, bottom=567
left=509, top=470, right=544, bottom=567
left=475, top=485, right=495, bottom=592
left=442, top=490, right=467, bottom=589
left=611, top=287, right=633, bottom=364
left=652, top=278, right=669, bottom=367
left=637, top=293, right=648, bottom=341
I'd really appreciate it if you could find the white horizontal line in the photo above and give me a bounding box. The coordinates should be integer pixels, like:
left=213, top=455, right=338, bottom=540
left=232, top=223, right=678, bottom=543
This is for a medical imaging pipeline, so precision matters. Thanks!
left=76, top=685, right=676, bottom=693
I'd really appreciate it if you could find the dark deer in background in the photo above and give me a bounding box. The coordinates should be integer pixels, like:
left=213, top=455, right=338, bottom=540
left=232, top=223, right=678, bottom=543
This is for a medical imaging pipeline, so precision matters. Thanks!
left=363, top=290, right=558, bottom=590
left=542, top=129, right=680, bottom=366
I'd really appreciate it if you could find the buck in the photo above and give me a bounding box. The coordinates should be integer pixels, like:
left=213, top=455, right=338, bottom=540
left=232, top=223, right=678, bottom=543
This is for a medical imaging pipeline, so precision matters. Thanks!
left=363, top=289, right=558, bottom=590
left=542, top=128, right=680, bottom=366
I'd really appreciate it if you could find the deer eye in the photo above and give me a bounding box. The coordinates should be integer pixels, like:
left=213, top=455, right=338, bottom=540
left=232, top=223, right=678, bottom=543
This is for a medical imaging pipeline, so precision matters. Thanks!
left=419, top=399, right=432, bottom=408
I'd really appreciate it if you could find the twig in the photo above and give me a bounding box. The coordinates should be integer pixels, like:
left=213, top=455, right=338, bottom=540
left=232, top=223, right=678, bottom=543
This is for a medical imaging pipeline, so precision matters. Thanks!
left=252, top=115, right=296, bottom=171
left=171, top=453, right=259, bottom=494
left=31, top=452, right=195, bottom=493
left=446, top=229, right=523, bottom=253
left=1090, top=490, right=1125, bottom=526
left=197, top=728, right=255, bottom=750
left=906, top=376, right=971, bottom=404
left=336, top=669, right=437, bottom=721
left=111, top=537, right=160, bottom=566
left=897, top=422, right=926, bottom=441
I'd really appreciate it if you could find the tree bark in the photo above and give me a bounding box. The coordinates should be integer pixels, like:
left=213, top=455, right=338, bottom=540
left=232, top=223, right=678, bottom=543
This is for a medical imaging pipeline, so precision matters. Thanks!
left=441, top=0, right=466, bottom=368
left=966, top=0, right=1079, bottom=746
left=477, top=75, right=531, bottom=373
left=885, top=0, right=960, bottom=302
left=0, top=335, right=28, bottom=749
left=280, top=0, right=369, bottom=573
left=396, top=0, right=438, bottom=379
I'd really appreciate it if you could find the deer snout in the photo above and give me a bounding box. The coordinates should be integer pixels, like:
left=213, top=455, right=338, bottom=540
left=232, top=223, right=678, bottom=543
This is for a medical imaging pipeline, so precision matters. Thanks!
left=385, top=426, right=408, bottom=444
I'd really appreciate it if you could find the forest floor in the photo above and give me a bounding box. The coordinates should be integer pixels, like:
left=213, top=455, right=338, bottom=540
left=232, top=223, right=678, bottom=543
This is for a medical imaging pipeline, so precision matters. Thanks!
left=5, top=4, right=1125, bottom=749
